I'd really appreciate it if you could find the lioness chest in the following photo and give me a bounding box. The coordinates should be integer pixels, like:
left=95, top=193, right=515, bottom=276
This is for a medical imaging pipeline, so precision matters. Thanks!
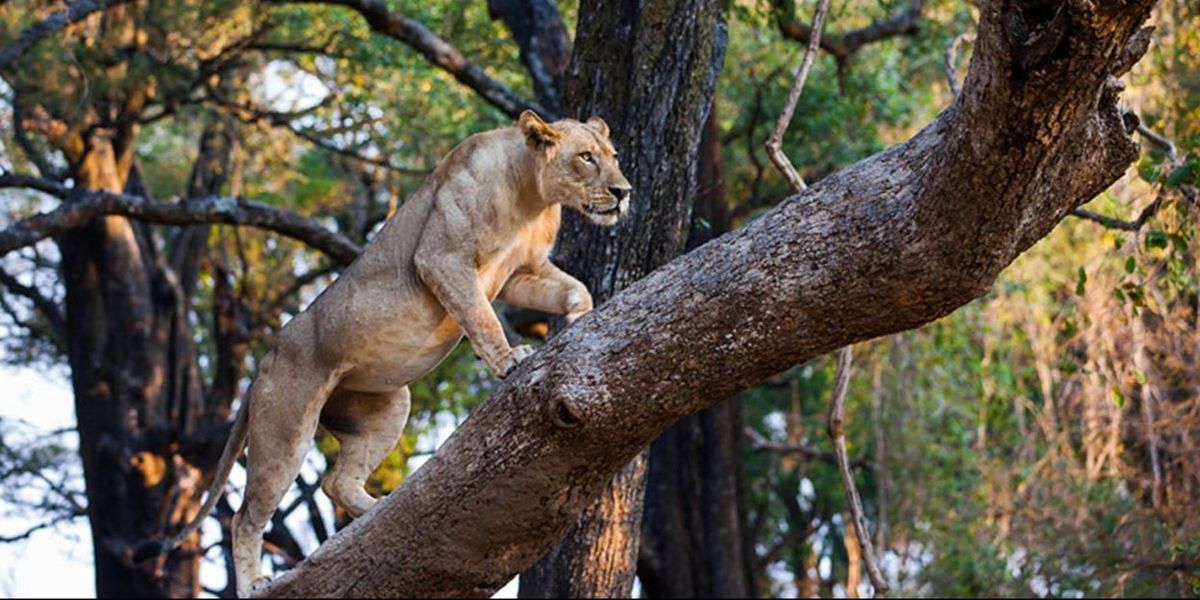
left=335, top=231, right=551, bottom=393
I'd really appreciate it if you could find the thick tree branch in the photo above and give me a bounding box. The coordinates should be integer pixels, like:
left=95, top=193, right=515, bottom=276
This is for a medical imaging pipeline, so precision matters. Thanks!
left=0, top=175, right=363, bottom=265
left=0, top=0, right=130, bottom=70
left=273, top=0, right=550, bottom=119
left=256, top=2, right=1157, bottom=596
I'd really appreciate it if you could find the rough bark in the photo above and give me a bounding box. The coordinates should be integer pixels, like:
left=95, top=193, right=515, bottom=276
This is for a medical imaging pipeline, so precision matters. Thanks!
left=260, top=1, right=1155, bottom=597
left=519, top=0, right=727, bottom=597
left=639, top=105, right=756, bottom=599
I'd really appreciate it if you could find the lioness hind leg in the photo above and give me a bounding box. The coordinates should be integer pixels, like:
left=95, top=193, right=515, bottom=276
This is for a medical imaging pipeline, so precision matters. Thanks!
left=232, top=356, right=343, bottom=598
left=320, top=386, right=412, bottom=518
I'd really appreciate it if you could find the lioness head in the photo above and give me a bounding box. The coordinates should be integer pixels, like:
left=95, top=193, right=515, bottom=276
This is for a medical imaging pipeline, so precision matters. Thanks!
left=518, top=110, right=632, bottom=226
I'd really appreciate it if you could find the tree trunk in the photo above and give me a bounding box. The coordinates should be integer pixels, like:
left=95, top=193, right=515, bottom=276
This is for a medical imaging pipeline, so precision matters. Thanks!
left=59, top=122, right=235, bottom=597
left=261, top=2, right=1155, bottom=597
left=519, top=0, right=728, bottom=597
left=638, top=105, right=757, bottom=599
left=487, top=0, right=572, bottom=118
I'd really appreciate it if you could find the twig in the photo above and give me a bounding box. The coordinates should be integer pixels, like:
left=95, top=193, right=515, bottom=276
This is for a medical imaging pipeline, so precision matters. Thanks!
left=826, top=346, right=888, bottom=597
left=745, top=426, right=873, bottom=470
left=206, top=91, right=431, bottom=175
left=765, top=0, right=832, bottom=194
left=0, top=266, right=66, bottom=341
left=1135, top=122, right=1177, bottom=162
left=0, top=511, right=84, bottom=543
left=944, top=33, right=975, bottom=99
left=1071, top=193, right=1164, bottom=231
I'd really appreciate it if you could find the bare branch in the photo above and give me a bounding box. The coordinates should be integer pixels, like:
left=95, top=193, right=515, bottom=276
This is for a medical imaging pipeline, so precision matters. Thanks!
left=0, top=511, right=83, bottom=543
left=826, top=347, right=888, bottom=597
left=765, top=0, right=833, bottom=194
left=10, top=95, right=67, bottom=180
left=745, top=426, right=872, bottom=469
left=206, top=91, right=431, bottom=176
left=1071, top=194, right=1164, bottom=231
left=0, top=0, right=131, bottom=70
left=0, top=174, right=363, bottom=265
left=271, top=0, right=550, bottom=119
left=1136, top=122, right=1177, bottom=162
left=944, top=33, right=975, bottom=99
left=0, top=267, right=65, bottom=342
left=777, top=0, right=925, bottom=64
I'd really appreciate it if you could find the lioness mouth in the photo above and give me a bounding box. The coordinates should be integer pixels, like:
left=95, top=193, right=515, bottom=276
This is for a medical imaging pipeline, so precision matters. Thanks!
left=585, top=204, right=621, bottom=216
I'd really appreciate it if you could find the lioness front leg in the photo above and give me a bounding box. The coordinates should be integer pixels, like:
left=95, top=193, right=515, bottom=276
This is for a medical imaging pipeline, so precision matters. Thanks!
left=414, top=230, right=527, bottom=378
left=500, top=262, right=594, bottom=323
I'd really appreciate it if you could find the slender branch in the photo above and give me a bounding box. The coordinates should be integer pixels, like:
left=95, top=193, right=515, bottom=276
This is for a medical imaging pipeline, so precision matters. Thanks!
left=0, top=174, right=363, bottom=265
left=0, top=171, right=69, bottom=196
left=826, top=346, right=888, bottom=597
left=271, top=0, right=550, bottom=119
left=0, top=267, right=65, bottom=342
left=206, top=91, right=431, bottom=175
left=1135, top=122, right=1177, bottom=162
left=0, top=0, right=131, bottom=70
left=745, top=426, right=872, bottom=469
left=1071, top=193, right=1164, bottom=231
left=765, top=0, right=833, bottom=194
left=0, top=511, right=84, bottom=543
left=944, top=33, right=975, bottom=99
left=10, top=95, right=67, bottom=180
left=777, top=0, right=925, bottom=64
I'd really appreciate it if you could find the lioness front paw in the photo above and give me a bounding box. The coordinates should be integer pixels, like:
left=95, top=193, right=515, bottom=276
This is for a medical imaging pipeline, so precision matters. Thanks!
left=564, top=290, right=593, bottom=324
left=493, top=344, right=535, bottom=379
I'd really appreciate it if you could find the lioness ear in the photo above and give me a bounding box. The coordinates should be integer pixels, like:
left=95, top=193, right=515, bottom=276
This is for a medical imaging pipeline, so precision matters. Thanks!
left=518, top=110, right=562, bottom=150
left=586, top=116, right=610, bottom=138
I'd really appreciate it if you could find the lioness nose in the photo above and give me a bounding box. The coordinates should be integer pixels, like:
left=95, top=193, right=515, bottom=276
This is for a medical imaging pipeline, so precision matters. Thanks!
left=609, top=186, right=631, bottom=200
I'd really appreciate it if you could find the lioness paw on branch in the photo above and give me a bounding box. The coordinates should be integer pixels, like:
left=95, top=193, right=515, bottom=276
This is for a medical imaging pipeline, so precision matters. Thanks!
left=132, top=110, right=631, bottom=597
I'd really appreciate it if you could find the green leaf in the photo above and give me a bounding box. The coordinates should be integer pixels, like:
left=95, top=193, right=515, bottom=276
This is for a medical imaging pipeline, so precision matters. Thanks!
left=1145, top=230, right=1170, bottom=250
left=1124, top=256, right=1136, bottom=274
left=1076, top=266, right=1087, bottom=296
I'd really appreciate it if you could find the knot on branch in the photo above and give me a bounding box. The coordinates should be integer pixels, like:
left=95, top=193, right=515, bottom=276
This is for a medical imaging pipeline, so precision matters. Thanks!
left=1003, top=0, right=1070, bottom=72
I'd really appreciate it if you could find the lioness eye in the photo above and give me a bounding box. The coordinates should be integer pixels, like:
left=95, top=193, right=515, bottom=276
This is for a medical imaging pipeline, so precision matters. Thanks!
left=580, top=152, right=594, bottom=163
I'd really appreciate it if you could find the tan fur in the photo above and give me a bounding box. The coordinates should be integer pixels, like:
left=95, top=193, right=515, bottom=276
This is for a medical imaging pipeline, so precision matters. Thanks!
left=149, top=111, right=630, bottom=597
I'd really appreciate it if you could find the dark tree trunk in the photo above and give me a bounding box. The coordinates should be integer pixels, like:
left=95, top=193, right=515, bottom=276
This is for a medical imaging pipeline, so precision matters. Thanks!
left=59, top=122, right=235, bottom=597
left=519, top=0, right=728, bottom=597
left=638, top=104, right=757, bottom=599
left=487, top=0, right=572, bottom=118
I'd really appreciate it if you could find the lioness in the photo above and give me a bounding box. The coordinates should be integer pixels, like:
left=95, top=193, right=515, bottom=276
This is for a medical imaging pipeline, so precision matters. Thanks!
left=136, top=110, right=631, bottom=596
